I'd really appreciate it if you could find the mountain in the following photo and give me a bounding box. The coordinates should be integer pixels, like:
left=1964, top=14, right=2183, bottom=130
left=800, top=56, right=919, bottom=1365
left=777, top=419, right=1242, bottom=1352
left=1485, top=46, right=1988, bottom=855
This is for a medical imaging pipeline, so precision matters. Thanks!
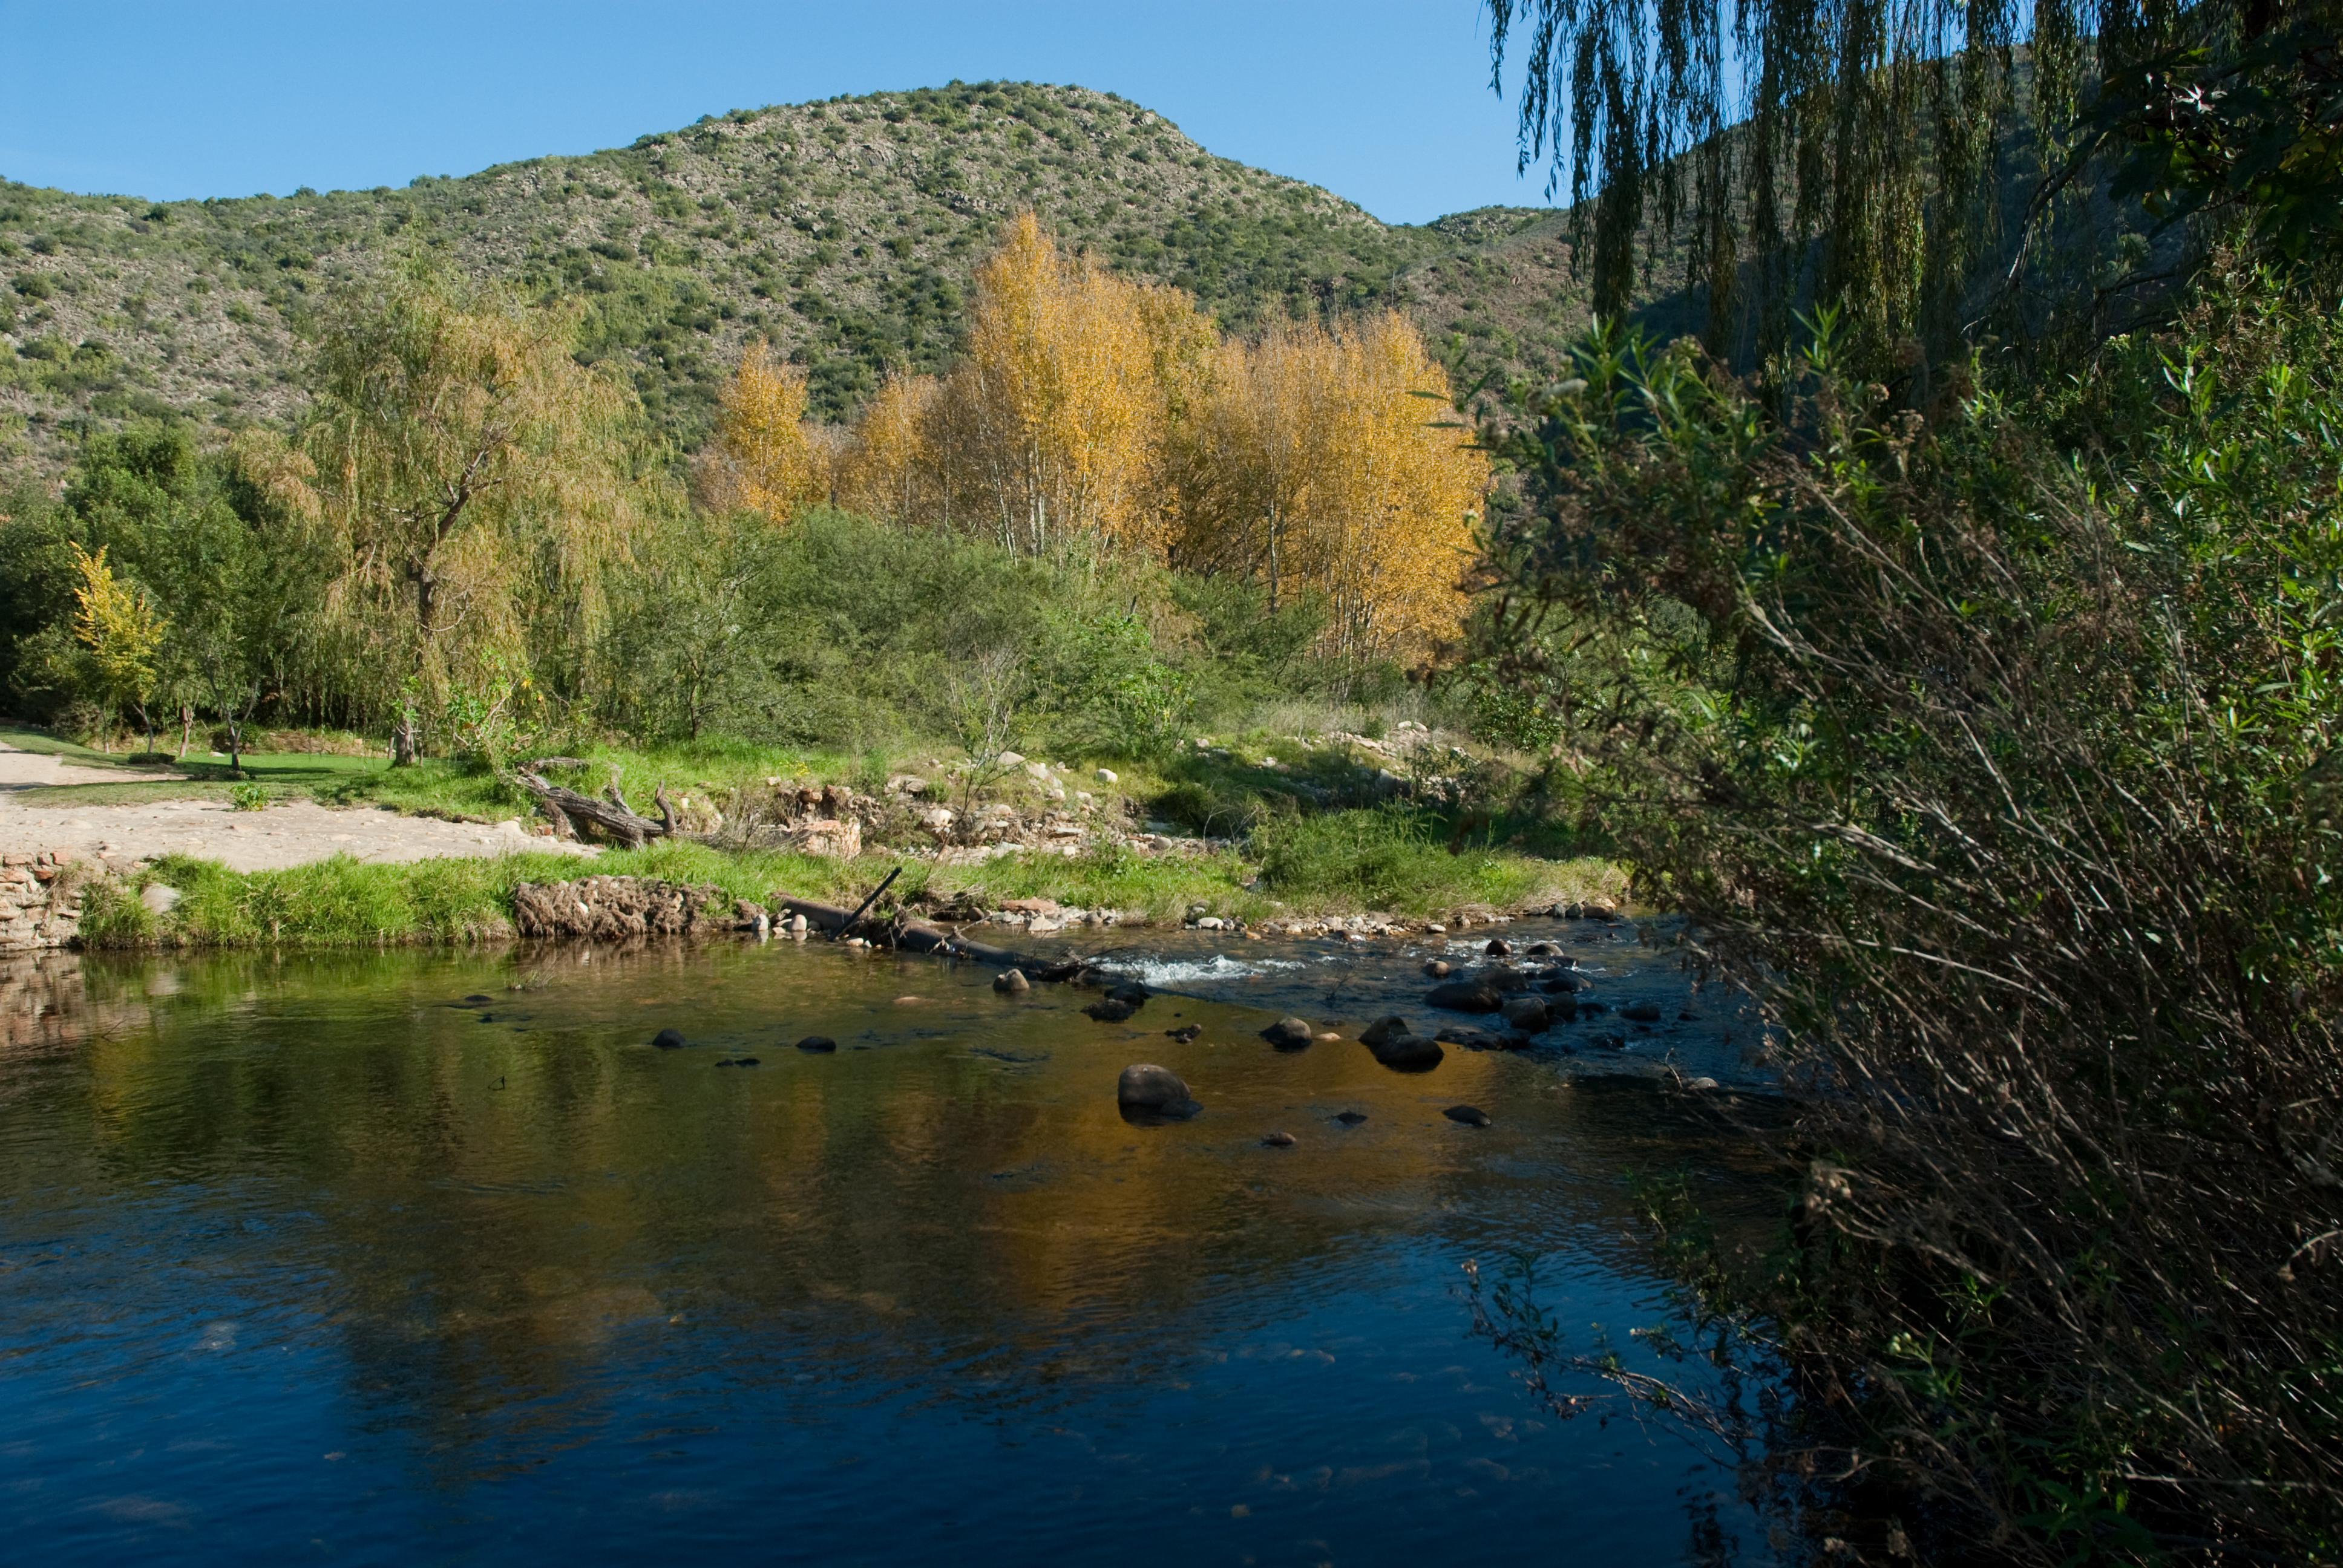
left=0, top=80, right=1598, bottom=479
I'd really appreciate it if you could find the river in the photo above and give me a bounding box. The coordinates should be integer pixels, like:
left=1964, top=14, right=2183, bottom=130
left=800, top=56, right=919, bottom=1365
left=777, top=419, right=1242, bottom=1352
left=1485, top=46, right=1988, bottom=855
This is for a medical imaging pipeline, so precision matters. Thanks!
left=0, top=922, right=1784, bottom=1565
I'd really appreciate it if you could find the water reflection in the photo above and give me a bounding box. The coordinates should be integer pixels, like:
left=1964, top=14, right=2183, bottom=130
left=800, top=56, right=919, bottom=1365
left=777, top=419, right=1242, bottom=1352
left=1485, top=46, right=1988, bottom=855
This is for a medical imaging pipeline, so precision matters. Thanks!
left=0, top=942, right=1781, bottom=1566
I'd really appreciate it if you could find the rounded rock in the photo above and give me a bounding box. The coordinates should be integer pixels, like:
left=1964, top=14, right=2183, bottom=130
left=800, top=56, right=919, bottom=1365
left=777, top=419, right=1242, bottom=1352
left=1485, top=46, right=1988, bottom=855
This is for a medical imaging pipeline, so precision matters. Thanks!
left=652, top=1028, right=688, bottom=1050
left=994, top=969, right=1032, bottom=994
left=796, top=1035, right=839, bottom=1053
left=1260, top=1016, right=1314, bottom=1050
left=1444, top=1105, right=1493, bottom=1128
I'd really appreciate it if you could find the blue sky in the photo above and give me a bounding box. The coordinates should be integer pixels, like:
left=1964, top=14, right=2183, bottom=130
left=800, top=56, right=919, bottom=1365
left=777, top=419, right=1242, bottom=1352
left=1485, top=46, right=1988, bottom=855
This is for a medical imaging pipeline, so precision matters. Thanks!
left=0, top=1, right=1557, bottom=226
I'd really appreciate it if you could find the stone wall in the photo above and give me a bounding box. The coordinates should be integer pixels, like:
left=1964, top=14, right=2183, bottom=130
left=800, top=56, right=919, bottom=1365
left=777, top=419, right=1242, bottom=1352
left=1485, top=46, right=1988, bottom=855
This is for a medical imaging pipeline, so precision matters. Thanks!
left=0, top=849, right=91, bottom=955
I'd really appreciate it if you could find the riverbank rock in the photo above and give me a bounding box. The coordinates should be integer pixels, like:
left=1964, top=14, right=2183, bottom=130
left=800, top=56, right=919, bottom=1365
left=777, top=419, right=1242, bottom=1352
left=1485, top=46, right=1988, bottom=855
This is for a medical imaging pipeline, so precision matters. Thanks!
left=1116, top=1063, right=1201, bottom=1120
left=1425, top=979, right=1502, bottom=1013
left=1444, top=1105, right=1493, bottom=1128
left=1260, top=1016, right=1314, bottom=1050
left=513, top=876, right=733, bottom=941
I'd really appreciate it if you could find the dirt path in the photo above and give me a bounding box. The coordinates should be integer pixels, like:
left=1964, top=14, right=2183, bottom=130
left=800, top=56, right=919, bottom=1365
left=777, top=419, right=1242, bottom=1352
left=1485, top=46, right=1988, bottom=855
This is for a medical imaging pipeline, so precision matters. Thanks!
left=0, top=742, right=598, bottom=874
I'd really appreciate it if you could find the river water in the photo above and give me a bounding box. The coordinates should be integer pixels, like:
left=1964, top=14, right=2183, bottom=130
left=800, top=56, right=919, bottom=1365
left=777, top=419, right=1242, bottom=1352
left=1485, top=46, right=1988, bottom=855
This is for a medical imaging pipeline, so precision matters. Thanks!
left=0, top=923, right=1783, bottom=1566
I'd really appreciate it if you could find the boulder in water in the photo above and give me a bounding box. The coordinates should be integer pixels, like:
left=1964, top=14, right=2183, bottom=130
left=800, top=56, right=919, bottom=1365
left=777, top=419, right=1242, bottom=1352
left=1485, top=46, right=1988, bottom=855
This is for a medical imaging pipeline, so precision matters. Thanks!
left=1358, top=1015, right=1414, bottom=1048
left=1444, top=1104, right=1493, bottom=1128
left=1084, top=998, right=1140, bottom=1023
left=796, top=1035, right=839, bottom=1053
left=1425, top=980, right=1502, bottom=1013
left=1105, top=981, right=1152, bottom=1007
left=993, top=969, right=1032, bottom=994
left=1261, top=1130, right=1297, bottom=1148
left=1621, top=1001, right=1663, bottom=1023
left=1422, top=959, right=1452, bottom=978
left=1334, top=1110, right=1369, bottom=1126
left=1260, top=1016, right=1314, bottom=1050
left=652, top=1028, right=687, bottom=1050
left=1116, top=1063, right=1201, bottom=1120
left=1501, top=996, right=1551, bottom=1034
left=1366, top=1031, right=1446, bottom=1072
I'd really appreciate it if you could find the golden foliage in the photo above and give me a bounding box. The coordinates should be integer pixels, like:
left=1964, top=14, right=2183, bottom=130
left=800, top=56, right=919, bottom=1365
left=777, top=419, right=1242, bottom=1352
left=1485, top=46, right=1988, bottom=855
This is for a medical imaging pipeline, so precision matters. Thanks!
left=69, top=543, right=168, bottom=700
left=708, top=341, right=826, bottom=523
left=833, top=215, right=1486, bottom=662
left=1170, top=313, right=1486, bottom=662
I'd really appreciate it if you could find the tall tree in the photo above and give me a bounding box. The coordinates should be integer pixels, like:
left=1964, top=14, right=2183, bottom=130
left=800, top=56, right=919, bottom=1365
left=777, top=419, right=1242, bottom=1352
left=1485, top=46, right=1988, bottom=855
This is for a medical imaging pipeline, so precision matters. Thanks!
left=66, top=543, right=167, bottom=755
left=306, top=272, right=661, bottom=763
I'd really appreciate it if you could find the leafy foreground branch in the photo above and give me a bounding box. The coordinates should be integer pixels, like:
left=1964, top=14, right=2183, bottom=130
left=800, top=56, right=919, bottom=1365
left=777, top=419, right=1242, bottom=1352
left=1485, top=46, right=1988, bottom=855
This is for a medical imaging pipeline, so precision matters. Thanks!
left=1465, top=267, right=2343, bottom=1563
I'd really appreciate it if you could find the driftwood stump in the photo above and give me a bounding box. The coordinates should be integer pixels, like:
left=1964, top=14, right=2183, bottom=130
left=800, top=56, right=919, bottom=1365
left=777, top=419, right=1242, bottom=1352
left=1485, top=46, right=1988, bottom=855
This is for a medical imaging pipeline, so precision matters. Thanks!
left=518, top=771, right=681, bottom=849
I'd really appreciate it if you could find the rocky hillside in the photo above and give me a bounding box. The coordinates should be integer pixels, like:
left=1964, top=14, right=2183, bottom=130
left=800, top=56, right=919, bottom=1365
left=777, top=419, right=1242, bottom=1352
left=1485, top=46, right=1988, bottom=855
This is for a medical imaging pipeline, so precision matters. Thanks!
left=0, top=80, right=1599, bottom=478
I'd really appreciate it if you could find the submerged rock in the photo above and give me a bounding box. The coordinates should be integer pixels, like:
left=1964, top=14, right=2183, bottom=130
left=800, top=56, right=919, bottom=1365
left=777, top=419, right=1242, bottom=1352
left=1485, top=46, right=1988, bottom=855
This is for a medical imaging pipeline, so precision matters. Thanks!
left=1104, top=981, right=1152, bottom=1007
left=1165, top=1024, right=1202, bottom=1042
left=1444, top=1105, right=1493, bottom=1128
left=796, top=1035, right=839, bottom=1053
left=1260, top=1016, right=1314, bottom=1050
left=652, top=1028, right=687, bottom=1050
left=1620, top=1001, right=1663, bottom=1023
left=1334, top=1111, right=1369, bottom=1126
left=1084, top=998, right=1140, bottom=1023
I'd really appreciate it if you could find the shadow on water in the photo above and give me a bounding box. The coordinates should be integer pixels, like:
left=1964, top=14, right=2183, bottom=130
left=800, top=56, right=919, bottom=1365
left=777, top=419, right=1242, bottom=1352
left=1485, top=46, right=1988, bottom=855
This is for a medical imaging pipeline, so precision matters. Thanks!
left=0, top=936, right=1790, bottom=1566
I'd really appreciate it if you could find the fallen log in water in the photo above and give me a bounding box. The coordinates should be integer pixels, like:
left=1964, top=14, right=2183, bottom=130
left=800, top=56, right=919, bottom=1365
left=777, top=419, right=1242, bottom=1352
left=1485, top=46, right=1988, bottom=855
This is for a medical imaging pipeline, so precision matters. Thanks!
left=770, top=893, right=1092, bottom=981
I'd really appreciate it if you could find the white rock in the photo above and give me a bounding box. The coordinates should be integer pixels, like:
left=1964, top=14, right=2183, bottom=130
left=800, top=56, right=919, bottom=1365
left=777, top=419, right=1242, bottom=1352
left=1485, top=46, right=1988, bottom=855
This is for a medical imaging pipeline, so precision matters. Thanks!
left=1096, top=768, right=1118, bottom=783
left=997, top=751, right=1026, bottom=767
left=140, top=883, right=182, bottom=916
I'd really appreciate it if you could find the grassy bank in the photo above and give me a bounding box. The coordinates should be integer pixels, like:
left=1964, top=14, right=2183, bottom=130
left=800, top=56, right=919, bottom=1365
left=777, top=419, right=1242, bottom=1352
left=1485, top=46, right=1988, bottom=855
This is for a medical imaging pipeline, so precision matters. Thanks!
left=76, top=831, right=1619, bottom=950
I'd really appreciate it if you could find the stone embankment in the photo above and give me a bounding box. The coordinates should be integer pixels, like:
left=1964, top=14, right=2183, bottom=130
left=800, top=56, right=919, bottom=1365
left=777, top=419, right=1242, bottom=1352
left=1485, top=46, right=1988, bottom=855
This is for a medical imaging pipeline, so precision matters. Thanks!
left=1, top=849, right=93, bottom=954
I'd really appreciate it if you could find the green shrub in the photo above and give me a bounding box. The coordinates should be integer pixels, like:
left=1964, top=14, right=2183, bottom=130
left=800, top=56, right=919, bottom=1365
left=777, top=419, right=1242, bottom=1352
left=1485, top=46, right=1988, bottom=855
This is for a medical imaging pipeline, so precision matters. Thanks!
left=1469, top=270, right=2343, bottom=1561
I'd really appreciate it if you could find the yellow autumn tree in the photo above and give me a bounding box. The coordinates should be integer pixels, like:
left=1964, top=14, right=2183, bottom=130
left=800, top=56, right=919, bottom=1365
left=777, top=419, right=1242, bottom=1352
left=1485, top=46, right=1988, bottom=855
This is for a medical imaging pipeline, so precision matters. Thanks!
left=833, top=372, right=941, bottom=526
left=709, top=339, right=825, bottom=523
left=1170, top=313, right=1486, bottom=662
left=943, top=212, right=1193, bottom=555
left=68, top=542, right=169, bottom=754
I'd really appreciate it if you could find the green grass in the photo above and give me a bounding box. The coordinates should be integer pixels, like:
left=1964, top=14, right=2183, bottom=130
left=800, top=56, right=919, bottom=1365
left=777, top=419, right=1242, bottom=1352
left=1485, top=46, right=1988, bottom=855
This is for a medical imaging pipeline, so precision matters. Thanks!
left=76, top=820, right=1620, bottom=950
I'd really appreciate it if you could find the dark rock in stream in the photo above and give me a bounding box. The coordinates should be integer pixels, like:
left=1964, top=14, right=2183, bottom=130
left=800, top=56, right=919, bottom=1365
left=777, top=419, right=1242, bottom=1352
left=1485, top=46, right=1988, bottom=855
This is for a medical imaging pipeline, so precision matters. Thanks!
left=652, top=1028, right=688, bottom=1050
left=1484, top=938, right=1512, bottom=956
left=1423, top=959, right=1452, bottom=978
left=1084, top=998, right=1141, bottom=1023
left=1358, top=1016, right=1414, bottom=1048
left=1365, top=1032, right=1446, bottom=1072
left=1444, top=1105, right=1493, bottom=1128
left=1425, top=981, right=1503, bottom=1013
left=1165, top=1024, right=1202, bottom=1042
left=1334, top=1111, right=1369, bottom=1126
left=462, top=993, right=493, bottom=1005
left=1501, top=996, right=1552, bottom=1033
left=796, top=1035, right=839, bottom=1053
left=1116, top=1063, right=1201, bottom=1122
left=1620, top=1002, right=1664, bottom=1023
left=1260, top=1016, right=1314, bottom=1050
left=1104, top=982, right=1152, bottom=1007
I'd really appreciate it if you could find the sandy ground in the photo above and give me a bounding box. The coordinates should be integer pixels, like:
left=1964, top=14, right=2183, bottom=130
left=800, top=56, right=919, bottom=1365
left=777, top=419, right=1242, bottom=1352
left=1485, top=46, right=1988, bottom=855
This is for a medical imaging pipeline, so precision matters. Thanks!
left=0, top=742, right=598, bottom=874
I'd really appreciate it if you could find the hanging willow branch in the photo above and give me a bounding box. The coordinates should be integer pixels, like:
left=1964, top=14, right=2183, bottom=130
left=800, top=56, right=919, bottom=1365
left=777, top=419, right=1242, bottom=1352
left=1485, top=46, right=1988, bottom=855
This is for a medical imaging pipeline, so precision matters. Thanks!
left=1484, top=0, right=2324, bottom=368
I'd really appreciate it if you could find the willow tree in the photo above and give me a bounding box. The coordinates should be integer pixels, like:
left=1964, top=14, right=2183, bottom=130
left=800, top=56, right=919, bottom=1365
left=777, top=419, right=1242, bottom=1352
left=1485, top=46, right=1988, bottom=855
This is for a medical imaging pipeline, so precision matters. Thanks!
left=307, top=273, right=663, bottom=763
left=1486, top=0, right=2335, bottom=368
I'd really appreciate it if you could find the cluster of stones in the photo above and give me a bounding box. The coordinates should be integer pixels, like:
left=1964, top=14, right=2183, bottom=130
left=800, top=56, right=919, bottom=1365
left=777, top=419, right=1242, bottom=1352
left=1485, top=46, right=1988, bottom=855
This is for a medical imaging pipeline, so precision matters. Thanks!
left=0, top=849, right=92, bottom=954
